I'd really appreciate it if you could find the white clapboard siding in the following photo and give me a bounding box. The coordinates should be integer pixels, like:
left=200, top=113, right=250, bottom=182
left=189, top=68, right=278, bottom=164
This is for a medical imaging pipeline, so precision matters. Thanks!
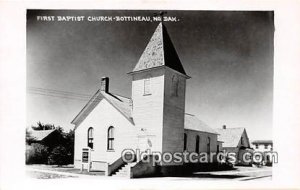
left=74, top=98, right=137, bottom=169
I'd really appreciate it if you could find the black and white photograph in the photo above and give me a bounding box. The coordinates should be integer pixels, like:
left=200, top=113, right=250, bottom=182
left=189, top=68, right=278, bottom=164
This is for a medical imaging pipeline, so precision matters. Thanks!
left=25, top=10, right=274, bottom=180
left=1, top=1, right=300, bottom=190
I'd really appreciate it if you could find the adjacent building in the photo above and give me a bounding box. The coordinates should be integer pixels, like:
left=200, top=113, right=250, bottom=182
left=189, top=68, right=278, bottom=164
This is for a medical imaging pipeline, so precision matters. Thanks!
left=216, top=125, right=251, bottom=165
left=251, top=140, right=273, bottom=166
left=251, top=140, right=273, bottom=152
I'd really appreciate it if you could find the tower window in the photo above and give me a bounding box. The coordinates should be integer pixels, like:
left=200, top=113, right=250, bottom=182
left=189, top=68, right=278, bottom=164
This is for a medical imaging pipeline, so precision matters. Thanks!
left=107, top=126, right=115, bottom=150
left=87, top=127, right=94, bottom=149
left=144, top=78, right=151, bottom=95
left=172, top=75, right=179, bottom=96
left=207, top=137, right=211, bottom=154
left=184, top=133, right=187, bottom=151
left=195, top=135, right=200, bottom=153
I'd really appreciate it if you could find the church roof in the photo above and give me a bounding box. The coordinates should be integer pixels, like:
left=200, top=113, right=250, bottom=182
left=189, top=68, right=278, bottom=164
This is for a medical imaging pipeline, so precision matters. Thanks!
left=215, top=128, right=246, bottom=148
left=184, top=114, right=218, bottom=134
left=28, top=129, right=56, bottom=141
left=132, top=23, right=187, bottom=75
left=71, top=90, right=133, bottom=128
left=72, top=90, right=218, bottom=135
left=101, top=92, right=133, bottom=123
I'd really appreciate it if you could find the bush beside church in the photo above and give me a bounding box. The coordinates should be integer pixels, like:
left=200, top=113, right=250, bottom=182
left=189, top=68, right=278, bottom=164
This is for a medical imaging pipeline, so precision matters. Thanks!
left=26, top=122, right=74, bottom=165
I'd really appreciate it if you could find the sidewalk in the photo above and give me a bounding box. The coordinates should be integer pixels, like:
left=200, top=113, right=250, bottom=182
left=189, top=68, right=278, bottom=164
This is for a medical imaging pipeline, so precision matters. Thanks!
left=26, top=165, right=272, bottom=181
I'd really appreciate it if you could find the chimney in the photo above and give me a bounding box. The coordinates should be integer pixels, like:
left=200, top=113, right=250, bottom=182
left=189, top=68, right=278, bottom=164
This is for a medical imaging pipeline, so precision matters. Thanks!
left=223, top=125, right=226, bottom=129
left=100, top=77, right=109, bottom=92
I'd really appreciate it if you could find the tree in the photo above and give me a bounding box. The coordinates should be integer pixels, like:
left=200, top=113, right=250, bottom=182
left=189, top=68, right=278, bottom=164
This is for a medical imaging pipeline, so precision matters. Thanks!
left=26, top=127, right=35, bottom=145
left=31, top=121, right=55, bottom=130
left=48, top=145, right=69, bottom=166
left=63, top=129, right=74, bottom=164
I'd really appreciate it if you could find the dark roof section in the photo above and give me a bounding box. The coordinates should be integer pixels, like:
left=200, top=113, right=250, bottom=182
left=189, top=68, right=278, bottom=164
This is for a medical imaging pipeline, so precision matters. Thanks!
left=132, top=23, right=187, bottom=76
left=71, top=90, right=134, bottom=129
left=252, top=140, right=273, bottom=144
left=28, top=129, right=56, bottom=141
left=215, top=128, right=247, bottom=148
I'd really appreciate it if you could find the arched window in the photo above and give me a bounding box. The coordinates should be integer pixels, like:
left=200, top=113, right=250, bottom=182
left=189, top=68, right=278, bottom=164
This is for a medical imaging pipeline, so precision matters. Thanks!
left=207, top=137, right=211, bottom=154
left=87, top=127, right=94, bottom=149
left=172, top=75, right=179, bottom=96
left=195, top=135, right=200, bottom=153
left=107, top=126, right=114, bottom=150
left=240, top=137, right=244, bottom=146
left=184, top=133, right=187, bottom=151
left=144, top=78, right=151, bottom=95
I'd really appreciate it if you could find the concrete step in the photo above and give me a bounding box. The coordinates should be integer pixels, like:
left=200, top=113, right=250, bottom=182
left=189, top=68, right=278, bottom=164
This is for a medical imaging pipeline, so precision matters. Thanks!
left=111, top=162, right=136, bottom=177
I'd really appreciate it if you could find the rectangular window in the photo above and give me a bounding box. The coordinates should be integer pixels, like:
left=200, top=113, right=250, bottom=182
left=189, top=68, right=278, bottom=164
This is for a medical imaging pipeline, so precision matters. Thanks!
left=144, top=78, right=151, bottom=95
left=184, top=134, right=187, bottom=151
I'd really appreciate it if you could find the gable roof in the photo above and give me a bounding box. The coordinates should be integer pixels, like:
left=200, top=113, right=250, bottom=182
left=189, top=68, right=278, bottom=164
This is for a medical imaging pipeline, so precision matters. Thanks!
left=132, top=23, right=187, bottom=76
left=29, top=129, right=56, bottom=141
left=71, top=89, right=218, bottom=135
left=101, top=92, right=133, bottom=123
left=215, top=128, right=246, bottom=148
left=71, top=90, right=133, bottom=129
left=184, top=114, right=218, bottom=134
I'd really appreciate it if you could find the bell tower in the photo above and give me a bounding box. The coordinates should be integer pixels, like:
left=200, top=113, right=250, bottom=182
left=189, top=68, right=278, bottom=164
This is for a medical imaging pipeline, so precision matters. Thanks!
left=128, top=23, right=190, bottom=164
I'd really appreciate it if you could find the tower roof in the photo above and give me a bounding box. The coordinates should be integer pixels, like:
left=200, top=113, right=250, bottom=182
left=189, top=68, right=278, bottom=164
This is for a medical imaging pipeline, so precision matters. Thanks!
left=132, top=23, right=187, bottom=75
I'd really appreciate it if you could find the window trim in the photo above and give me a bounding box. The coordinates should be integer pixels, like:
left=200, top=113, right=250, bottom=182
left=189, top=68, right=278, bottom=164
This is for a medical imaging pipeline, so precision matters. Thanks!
left=107, top=126, right=115, bottom=151
left=143, top=78, right=151, bottom=96
left=87, top=127, right=94, bottom=149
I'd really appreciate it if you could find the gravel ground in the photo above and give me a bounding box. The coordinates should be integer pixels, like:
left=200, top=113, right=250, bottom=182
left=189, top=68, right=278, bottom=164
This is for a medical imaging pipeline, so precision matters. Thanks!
left=26, top=170, right=77, bottom=179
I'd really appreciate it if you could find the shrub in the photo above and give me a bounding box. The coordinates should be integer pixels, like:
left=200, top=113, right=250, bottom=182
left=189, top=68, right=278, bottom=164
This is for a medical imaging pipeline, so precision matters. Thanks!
left=48, top=145, right=70, bottom=166
left=26, top=143, right=49, bottom=164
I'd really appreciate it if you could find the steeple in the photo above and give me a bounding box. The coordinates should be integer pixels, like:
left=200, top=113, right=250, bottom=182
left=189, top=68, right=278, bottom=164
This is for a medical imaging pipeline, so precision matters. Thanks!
left=132, top=23, right=187, bottom=76
left=130, top=22, right=188, bottom=157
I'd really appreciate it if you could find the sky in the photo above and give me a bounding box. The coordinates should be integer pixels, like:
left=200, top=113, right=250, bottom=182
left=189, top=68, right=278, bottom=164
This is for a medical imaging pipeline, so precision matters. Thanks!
left=27, top=10, right=274, bottom=140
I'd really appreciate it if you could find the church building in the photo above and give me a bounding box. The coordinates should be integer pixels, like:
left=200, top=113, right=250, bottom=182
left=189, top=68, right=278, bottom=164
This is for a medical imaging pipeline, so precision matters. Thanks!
left=71, top=23, right=220, bottom=177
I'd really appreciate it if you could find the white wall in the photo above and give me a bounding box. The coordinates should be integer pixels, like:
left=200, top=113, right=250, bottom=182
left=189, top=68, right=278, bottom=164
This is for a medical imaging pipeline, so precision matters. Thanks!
left=251, top=143, right=273, bottom=152
left=74, top=99, right=137, bottom=169
left=131, top=67, right=188, bottom=166
left=131, top=68, right=165, bottom=152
